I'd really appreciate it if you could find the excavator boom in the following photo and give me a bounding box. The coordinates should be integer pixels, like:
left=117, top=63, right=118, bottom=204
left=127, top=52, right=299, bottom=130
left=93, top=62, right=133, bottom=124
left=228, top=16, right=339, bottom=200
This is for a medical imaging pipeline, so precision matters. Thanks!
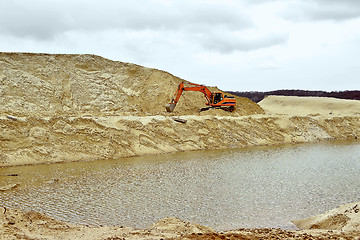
left=166, top=82, right=236, bottom=112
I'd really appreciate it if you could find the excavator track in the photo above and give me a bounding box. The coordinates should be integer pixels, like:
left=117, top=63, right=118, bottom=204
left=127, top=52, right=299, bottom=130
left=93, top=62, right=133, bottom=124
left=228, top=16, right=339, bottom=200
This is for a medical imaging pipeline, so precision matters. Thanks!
left=199, top=106, right=235, bottom=112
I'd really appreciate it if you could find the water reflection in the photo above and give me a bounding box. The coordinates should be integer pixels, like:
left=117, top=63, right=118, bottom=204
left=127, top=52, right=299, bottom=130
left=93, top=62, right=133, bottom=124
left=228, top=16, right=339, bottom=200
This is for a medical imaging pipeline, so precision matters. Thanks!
left=1, top=140, right=360, bottom=230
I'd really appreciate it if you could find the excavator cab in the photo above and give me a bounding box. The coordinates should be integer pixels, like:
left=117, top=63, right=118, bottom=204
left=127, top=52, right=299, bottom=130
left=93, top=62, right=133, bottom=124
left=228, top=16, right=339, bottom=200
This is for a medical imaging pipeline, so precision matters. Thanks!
left=212, top=92, right=223, bottom=104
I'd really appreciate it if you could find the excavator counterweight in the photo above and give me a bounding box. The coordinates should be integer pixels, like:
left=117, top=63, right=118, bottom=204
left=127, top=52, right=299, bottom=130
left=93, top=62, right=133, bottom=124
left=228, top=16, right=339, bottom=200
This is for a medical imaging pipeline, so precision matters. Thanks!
left=166, top=82, right=236, bottom=112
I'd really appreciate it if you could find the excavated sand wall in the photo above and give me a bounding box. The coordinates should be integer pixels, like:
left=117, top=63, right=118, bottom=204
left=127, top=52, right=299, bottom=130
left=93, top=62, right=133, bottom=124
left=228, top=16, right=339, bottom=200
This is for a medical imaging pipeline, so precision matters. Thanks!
left=1, top=114, right=359, bottom=167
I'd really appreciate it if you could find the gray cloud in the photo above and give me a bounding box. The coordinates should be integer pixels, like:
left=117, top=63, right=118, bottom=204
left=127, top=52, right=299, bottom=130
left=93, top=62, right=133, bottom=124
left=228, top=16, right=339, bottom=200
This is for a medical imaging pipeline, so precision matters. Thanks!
left=313, top=0, right=360, bottom=5
left=0, top=1, right=70, bottom=39
left=282, top=0, right=360, bottom=22
left=0, top=0, right=251, bottom=40
left=202, top=33, right=288, bottom=53
left=0, top=0, right=359, bottom=91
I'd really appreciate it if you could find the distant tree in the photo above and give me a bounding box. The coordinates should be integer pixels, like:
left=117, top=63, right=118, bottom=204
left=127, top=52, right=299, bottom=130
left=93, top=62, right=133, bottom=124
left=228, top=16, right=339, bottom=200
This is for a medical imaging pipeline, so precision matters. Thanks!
left=228, top=90, right=360, bottom=103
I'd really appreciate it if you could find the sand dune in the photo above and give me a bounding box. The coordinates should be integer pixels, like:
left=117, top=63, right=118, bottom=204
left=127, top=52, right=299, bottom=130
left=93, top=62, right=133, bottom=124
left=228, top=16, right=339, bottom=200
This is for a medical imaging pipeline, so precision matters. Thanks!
left=259, top=95, right=360, bottom=115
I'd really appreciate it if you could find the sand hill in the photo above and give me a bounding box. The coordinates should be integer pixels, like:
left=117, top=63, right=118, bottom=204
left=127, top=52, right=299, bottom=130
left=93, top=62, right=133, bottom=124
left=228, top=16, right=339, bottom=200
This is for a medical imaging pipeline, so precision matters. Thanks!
left=0, top=52, right=262, bottom=117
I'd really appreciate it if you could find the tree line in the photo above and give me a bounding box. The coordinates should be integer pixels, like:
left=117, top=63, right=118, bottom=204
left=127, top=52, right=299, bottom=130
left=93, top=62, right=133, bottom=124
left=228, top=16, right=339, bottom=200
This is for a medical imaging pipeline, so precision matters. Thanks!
left=228, top=90, right=360, bottom=103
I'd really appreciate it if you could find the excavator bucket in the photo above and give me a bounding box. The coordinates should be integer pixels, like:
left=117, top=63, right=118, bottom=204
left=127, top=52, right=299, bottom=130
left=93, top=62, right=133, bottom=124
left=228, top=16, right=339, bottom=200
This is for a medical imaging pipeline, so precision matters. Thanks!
left=166, top=103, right=176, bottom=112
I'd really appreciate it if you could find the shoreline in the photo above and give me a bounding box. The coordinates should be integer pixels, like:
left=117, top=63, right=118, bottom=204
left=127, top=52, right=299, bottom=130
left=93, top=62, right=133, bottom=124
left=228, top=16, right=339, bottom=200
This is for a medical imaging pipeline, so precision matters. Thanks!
left=2, top=203, right=360, bottom=240
left=1, top=113, right=359, bottom=167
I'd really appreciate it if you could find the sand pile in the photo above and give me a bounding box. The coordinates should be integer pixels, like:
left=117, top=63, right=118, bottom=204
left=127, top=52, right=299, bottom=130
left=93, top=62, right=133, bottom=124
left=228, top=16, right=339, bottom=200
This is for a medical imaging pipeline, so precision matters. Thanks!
left=0, top=52, right=263, bottom=117
left=259, top=95, right=360, bottom=115
left=0, top=206, right=73, bottom=240
left=292, top=202, right=360, bottom=231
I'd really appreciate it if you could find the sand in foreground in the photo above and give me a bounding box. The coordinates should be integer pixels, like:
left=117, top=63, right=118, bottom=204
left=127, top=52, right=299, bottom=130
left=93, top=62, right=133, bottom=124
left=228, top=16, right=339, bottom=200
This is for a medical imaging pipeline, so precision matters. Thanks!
left=2, top=203, right=360, bottom=240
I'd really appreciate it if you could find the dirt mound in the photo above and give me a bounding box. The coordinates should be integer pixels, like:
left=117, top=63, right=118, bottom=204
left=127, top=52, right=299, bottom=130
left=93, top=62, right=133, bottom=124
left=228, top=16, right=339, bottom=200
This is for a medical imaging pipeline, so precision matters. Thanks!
left=0, top=52, right=263, bottom=117
left=259, top=95, right=360, bottom=115
left=292, top=202, right=360, bottom=231
left=1, top=206, right=72, bottom=240
left=146, top=217, right=215, bottom=235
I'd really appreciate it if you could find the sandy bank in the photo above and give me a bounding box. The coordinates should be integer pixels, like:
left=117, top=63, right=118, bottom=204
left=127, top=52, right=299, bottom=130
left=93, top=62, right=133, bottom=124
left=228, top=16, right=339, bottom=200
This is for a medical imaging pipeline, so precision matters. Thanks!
left=2, top=204, right=360, bottom=240
left=1, top=113, right=359, bottom=167
left=293, top=202, right=360, bottom=231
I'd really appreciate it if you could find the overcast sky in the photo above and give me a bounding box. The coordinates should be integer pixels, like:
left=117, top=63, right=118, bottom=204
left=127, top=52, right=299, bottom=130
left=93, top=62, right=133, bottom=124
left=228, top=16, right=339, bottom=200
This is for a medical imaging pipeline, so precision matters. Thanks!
left=1, top=0, right=359, bottom=91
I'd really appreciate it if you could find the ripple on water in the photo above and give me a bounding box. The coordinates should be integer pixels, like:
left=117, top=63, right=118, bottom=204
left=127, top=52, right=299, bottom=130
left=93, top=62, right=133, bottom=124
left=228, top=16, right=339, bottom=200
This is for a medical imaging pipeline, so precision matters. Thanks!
left=0, top=140, right=359, bottom=230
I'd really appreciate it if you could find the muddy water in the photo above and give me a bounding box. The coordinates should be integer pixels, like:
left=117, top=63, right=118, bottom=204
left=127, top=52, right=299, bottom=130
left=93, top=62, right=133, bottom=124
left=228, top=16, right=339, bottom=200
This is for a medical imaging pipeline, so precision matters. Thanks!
left=1, top=140, right=360, bottom=230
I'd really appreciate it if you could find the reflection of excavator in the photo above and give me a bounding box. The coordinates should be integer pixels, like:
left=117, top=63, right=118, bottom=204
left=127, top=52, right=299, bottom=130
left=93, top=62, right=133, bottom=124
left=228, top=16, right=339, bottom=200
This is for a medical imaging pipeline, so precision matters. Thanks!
left=166, top=82, right=236, bottom=112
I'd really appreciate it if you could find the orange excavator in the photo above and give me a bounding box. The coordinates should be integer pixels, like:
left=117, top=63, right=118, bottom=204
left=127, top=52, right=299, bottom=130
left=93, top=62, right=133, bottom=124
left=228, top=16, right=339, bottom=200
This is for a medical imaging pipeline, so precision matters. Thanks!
left=166, top=82, right=236, bottom=112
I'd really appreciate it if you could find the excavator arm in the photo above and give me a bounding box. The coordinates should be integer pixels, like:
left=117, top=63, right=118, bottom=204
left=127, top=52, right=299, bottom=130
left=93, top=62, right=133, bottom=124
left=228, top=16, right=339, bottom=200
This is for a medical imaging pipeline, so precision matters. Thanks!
left=166, top=81, right=236, bottom=112
left=166, top=81, right=238, bottom=113
left=166, top=82, right=213, bottom=112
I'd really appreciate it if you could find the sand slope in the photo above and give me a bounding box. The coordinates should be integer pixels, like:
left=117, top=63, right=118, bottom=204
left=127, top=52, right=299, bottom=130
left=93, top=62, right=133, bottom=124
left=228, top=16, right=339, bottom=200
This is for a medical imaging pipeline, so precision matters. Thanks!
left=259, top=95, right=360, bottom=115
left=1, top=114, right=359, bottom=166
left=0, top=52, right=262, bottom=117
left=292, top=202, right=360, bottom=232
